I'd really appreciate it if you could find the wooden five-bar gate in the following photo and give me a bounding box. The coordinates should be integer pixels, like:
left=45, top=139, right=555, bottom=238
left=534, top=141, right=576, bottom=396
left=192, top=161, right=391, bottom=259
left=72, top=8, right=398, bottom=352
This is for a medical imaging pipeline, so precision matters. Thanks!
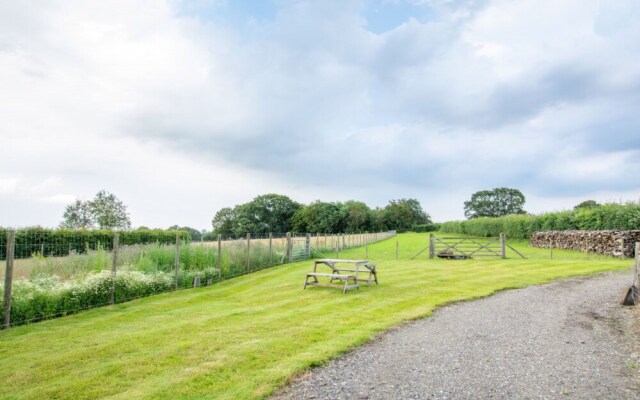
left=411, top=233, right=526, bottom=260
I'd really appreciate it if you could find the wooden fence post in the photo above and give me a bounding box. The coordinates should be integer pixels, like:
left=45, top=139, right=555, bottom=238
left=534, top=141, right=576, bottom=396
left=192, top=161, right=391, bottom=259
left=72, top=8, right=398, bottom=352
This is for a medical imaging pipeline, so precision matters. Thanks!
left=500, top=233, right=506, bottom=259
left=634, top=242, right=639, bottom=287
left=110, top=232, right=119, bottom=305
left=306, top=233, right=311, bottom=258
left=174, top=233, right=180, bottom=290
left=286, top=232, right=292, bottom=263
left=269, top=233, right=273, bottom=266
left=246, top=233, right=251, bottom=273
left=217, top=234, right=222, bottom=280
left=3, top=230, right=15, bottom=329
left=549, top=238, right=553, bottom=260
left=429, top=234, right=435, bottom=259
left=335, top=235, right=339, bottom=258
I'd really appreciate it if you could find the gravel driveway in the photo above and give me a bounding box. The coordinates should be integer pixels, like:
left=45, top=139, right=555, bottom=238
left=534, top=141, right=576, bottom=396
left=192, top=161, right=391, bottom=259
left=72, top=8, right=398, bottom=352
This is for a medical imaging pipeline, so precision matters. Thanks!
left=272, top=271, right=640, bottom=400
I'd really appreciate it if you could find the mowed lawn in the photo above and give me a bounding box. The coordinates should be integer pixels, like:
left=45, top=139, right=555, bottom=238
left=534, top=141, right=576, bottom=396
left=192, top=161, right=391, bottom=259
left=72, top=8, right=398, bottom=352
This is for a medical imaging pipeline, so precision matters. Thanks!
left=0, top=233, right=630, bottom=399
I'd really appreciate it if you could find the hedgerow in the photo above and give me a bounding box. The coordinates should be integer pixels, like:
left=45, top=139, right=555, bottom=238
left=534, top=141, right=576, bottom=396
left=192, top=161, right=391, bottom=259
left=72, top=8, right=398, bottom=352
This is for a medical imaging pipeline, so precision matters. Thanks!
left=439, top=203, right=640, bottom=238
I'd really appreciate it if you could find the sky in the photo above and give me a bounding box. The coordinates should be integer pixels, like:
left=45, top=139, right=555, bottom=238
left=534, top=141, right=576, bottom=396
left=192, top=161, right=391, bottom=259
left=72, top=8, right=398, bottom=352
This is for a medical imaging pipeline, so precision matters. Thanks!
left=1, top=0, right=640, bottom=231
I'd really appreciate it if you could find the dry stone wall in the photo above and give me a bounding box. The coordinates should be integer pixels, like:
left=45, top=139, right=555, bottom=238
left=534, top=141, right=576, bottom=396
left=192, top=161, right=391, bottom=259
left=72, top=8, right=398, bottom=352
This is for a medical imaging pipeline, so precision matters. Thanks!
left=530, top=230, right=640, bottom=258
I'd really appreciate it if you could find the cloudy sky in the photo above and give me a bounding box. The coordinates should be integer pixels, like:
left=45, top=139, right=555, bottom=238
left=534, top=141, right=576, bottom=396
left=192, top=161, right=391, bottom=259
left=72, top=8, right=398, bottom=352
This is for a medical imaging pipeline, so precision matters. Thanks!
left=1, top=0, right=639, bottom=231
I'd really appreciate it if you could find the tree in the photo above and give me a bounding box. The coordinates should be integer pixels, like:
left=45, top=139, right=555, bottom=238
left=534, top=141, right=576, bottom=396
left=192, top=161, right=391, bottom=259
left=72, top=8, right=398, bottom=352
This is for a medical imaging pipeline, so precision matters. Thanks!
left=292, top=201, right=346, bottom=233
left=60, top=199, right=95, bottom=229
left=574, top=200, right=600, bottom=210
left=234, top=194, right=302, bottom=235
left=90, top=190, right=131, bottom=229
left=211, top=194, right=302, bottom=236
left=211, top=207, right=237, bottom=236
left=168, top=225, right=202, bottom=241
left=342, top=201, right=371, bottom=232
left=383, top=199, right=430, bottom=230
left=463, top=187, right=526, bottom=219
left=60, top=190, right=131, bottom=230
left=368, top=207, right=387, bottom=231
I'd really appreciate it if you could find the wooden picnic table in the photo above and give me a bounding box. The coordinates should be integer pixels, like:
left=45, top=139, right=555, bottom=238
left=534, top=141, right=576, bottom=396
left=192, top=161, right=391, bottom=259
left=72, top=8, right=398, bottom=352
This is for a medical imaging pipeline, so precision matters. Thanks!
left=303, top=259, right=378, bottom=294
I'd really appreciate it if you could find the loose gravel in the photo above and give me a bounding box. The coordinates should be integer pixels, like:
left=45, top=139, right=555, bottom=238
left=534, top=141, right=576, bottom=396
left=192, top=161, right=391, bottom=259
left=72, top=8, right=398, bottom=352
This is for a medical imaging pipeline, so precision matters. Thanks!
left=272, top=271, right=640, bottom=399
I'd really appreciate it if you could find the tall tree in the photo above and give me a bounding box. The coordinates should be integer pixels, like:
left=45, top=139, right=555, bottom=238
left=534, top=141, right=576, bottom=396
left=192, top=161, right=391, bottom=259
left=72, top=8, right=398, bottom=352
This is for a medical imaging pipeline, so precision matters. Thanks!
left=234, top=194, right=302, bottom=235
left=292, top=201, right=346, bottom=233
left=383, top=199, right=430, bottom=230
left=463, top=187, right=526, bottom=219
left=211, top=207, right=237, bottom=236
left=342, top=200, right=371, bottom=232
left=60, top=191, right=131, bottom=230
left=60, top=199, right=95, bottom=229
left=573, top=200, right=600, bottom=210
left=90, top=190, right=131, bottom=229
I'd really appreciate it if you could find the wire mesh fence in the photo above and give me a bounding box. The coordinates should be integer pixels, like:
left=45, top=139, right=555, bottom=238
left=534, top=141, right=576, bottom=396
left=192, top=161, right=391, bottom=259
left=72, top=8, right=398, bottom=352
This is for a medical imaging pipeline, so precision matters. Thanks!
left=1, top=229, right=395, bottom=328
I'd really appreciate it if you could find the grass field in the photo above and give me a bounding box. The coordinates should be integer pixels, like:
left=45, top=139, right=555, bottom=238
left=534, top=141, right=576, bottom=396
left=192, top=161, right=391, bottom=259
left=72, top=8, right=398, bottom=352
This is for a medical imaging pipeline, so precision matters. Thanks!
left=0, top=233, right=631, bottom=399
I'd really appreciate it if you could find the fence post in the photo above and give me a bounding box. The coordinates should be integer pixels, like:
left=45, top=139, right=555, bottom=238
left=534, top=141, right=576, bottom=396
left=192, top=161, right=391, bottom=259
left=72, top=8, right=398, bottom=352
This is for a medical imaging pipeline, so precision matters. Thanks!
left=217, top=234, right=222, bottom=280
left=269, top=233, right=273, bottom=266
left=174, top=233, right=180, bottom=290
left=634, top=242, right=639, bottom=287
left=429, top=234, right=435, bottom=259
left=342, top=234, right=346, bottom=249
left=286, top=232, right=292, bottom=262
left=549, top=238, right=553, bottom=259
left=246, top=233, right=251, bottom=273
left=619, top=238, right=625, bottom=259
left=335, top=235, right=339, bottom=258
left=3, top=230, right=15, bottom=329
left=110, top=232, right=119, bottom=305
left=306, top=233, right=311, bottom=259
left=500, top=233, right=506, bottom=259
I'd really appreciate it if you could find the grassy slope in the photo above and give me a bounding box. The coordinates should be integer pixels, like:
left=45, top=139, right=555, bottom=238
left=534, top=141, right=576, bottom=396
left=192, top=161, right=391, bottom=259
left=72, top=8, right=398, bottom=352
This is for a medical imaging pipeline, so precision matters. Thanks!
left=0, top=234, right=630, bottom=399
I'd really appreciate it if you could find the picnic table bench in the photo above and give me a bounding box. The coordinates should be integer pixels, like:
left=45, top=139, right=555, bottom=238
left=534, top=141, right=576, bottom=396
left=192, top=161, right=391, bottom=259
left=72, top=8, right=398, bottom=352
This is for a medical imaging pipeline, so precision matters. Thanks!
left=303, top=259, right=378, bottom=294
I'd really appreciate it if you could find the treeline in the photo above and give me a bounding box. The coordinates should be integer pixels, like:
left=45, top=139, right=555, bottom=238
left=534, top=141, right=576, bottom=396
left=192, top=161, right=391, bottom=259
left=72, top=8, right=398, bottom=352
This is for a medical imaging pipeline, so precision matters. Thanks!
left=208, top=194, right=434, bottom=238
left=0, top=228, right=190, bottom=260
left=440, top=202, right=640, bottom=239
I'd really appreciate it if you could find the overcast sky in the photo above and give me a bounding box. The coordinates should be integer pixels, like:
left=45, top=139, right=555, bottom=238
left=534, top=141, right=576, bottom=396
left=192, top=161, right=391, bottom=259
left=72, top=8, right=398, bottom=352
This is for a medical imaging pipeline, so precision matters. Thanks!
left=1, top=0, right=640, bottom=231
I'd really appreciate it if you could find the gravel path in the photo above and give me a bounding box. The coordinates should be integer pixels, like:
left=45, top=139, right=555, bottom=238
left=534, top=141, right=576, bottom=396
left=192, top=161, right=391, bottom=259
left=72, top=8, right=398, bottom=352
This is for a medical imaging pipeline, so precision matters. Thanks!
left=272, top=271, right=640, bottom=400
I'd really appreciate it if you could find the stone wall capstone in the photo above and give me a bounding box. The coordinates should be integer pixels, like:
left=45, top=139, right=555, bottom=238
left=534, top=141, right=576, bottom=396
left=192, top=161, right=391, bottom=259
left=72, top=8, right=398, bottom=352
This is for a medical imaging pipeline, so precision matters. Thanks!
left=530, top=230, right=640, bottom=258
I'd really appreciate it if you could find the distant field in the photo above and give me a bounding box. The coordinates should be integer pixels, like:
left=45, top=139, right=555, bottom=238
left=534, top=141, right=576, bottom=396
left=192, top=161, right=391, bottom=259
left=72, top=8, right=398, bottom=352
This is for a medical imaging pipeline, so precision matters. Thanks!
left=0, top=233, right=630, bottom=399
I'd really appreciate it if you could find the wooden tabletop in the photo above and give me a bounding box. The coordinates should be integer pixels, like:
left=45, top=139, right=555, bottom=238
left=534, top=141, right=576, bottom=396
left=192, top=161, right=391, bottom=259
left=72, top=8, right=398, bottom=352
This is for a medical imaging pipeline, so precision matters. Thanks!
left=315, top=259, right=368, bottom=264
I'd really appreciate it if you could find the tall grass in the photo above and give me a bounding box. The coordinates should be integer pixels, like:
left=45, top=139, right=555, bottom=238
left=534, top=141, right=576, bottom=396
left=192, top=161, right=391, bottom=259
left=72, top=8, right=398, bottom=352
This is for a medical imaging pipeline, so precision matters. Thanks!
left=1, top=240, right=286, bottom=326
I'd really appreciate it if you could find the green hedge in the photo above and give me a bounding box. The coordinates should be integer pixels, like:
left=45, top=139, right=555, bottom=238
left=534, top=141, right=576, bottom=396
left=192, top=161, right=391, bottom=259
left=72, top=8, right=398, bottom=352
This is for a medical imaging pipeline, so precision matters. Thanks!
left=400, top=223, right=441, bottom=233
left=0, top=228, right=191, bottom=260
left=439, top=203, right=640, bottom=239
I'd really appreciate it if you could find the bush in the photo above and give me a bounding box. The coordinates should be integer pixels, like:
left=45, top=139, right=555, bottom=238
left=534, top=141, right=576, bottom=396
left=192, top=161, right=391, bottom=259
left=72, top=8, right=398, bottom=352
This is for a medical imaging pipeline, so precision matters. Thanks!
left=406, top=223, right=440, bottom=233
